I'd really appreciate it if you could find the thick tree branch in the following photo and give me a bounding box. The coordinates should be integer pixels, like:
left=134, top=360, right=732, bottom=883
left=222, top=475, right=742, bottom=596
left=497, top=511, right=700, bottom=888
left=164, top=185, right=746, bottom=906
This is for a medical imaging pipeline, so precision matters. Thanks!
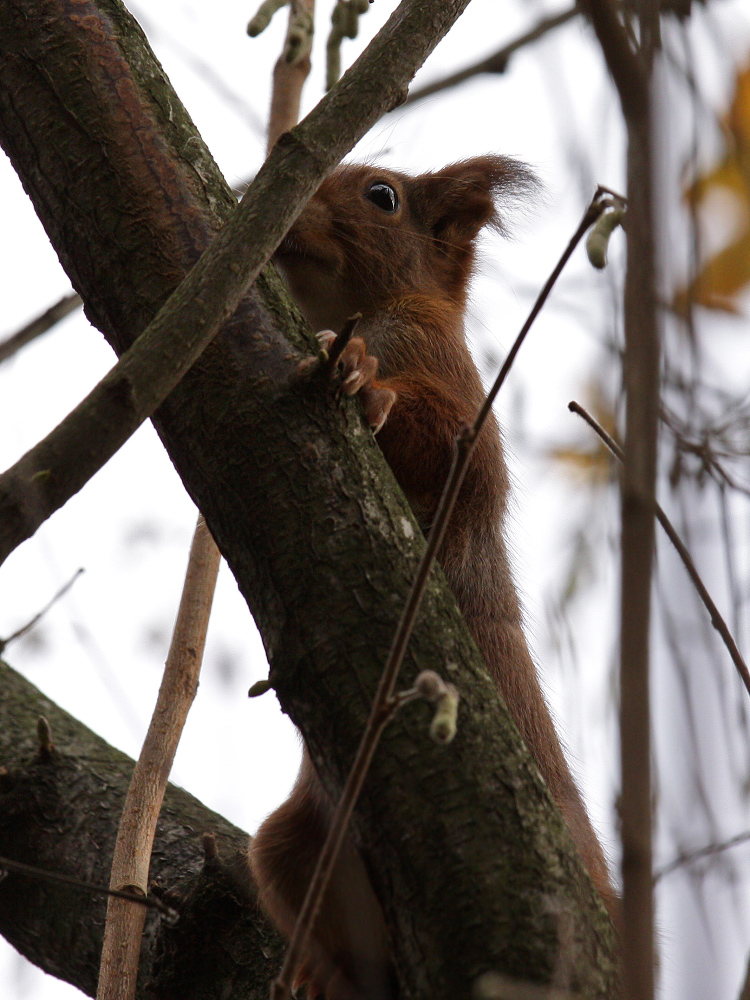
left=0, top=1, right=617, bottom=996
left=0, top=660, right=279, bottom=1000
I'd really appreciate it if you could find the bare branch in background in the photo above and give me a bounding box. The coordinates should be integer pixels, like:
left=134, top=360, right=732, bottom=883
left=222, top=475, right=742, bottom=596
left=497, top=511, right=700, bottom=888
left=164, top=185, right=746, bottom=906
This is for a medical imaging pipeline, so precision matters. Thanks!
left=404, top=5, right=580, bottom=106
left=251, top=0, right=316, bottom=148
left=0, top=292, right=81, bottom=366
left=248, top=0, right=289, bottom=37
left=654, top=827, right=750, bottom=882
left=569, top=400, right=750, bottom=696
left=0, top=567, right=83, bottom=654
left=582, top=0, right=648, bottom=117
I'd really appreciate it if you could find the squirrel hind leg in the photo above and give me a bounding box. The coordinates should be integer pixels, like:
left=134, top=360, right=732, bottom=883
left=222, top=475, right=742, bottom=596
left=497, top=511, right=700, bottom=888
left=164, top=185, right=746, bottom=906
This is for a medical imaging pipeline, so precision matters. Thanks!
left=248, top=756, right=396, bottom=1000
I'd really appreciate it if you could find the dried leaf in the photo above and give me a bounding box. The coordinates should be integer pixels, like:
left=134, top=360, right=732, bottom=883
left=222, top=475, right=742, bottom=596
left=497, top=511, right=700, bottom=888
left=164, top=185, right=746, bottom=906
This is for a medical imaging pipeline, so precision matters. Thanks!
left=676, top=61, right=750, bottom=314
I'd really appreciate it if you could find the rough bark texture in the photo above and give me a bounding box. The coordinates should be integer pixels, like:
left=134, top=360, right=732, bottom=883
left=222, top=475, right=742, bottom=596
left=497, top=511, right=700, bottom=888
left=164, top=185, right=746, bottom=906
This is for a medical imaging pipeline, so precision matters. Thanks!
left=0, top=660, right=283, bottom=999
left=0, top=1, right=618, bottom=997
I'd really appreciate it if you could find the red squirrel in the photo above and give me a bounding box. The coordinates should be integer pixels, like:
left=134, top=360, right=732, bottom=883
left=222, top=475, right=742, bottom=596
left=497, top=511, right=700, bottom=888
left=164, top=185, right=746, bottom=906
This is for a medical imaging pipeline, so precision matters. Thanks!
left=249, top=156, right=615, bottom=999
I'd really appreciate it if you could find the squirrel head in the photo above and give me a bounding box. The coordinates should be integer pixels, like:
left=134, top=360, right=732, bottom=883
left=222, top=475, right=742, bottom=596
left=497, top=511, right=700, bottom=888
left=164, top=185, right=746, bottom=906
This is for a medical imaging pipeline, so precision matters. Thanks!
left=275, top=155, right=537, bottom=332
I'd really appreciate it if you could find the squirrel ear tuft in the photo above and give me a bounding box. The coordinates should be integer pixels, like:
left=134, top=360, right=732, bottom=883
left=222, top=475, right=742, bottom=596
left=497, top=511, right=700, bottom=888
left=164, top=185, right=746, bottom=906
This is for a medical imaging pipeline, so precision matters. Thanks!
left=411, top=155, right=538, bottom=248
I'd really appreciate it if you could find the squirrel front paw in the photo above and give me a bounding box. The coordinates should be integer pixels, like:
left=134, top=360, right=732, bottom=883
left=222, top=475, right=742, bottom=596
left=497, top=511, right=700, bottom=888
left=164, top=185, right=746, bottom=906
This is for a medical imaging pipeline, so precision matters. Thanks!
left=315, top=330, right=396, bottom=435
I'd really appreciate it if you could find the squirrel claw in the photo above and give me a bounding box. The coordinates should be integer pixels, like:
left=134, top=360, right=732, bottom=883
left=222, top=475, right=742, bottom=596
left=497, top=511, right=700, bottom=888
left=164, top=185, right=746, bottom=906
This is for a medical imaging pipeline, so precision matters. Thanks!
left=296, top=331, right=337, bottom=378
left=342, top=355, right=377, bottom=397
left=310, top=331, right=396, bottom=435
left=316, top=330, right=338, bottom=351
left=361, top=385, right=396, bottom=435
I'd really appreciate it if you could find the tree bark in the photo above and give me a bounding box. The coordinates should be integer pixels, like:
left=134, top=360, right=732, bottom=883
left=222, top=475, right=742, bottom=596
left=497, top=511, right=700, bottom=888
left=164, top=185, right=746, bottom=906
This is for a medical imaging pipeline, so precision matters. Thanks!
left=0, top=660, right=281, bottom=1000
left=0, top=1, right=617, bottom=997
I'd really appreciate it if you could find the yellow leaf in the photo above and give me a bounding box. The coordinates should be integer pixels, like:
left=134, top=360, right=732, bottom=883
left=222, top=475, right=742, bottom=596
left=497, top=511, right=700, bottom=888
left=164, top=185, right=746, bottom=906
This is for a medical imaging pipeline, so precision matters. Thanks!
left=677, top=60, right=750, bottom=314
left=548, top=445, right=613, bottom=481
left=675, top=227, right=750, bottom=315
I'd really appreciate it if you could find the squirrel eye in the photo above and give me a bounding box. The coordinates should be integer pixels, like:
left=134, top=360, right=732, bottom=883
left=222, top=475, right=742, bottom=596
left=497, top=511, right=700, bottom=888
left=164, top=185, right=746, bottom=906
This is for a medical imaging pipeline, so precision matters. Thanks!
left=365, top=182, right=399, bottom=213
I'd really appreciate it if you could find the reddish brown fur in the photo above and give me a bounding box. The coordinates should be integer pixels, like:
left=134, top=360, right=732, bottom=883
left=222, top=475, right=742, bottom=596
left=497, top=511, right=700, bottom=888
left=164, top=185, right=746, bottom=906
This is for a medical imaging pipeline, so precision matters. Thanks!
left=250, top=158, right=616, bottom=999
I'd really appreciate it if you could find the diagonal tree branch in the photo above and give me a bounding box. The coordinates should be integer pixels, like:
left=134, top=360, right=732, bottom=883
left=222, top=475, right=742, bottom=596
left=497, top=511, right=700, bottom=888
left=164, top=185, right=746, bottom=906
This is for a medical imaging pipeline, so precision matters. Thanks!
left=569, top=400, right=750, bottom=696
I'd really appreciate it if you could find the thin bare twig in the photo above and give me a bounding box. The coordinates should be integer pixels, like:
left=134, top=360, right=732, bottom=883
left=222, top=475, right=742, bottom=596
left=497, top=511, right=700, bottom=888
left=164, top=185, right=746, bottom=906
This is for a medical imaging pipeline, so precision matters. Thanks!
left=569, top=401, right=750, bottom=697
left=0, top=567, right=84, bottom=654
left=272, top=188, right=612, bottom=1000
left=0, top=292, right=81, bottom=366
left=0, top=855, right=177, bottom=919
left=97, top=517, right=220, bottom=1000
left=653, top=828, right=750, bottom=883
left=404, top=5, right=580, bottom=106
